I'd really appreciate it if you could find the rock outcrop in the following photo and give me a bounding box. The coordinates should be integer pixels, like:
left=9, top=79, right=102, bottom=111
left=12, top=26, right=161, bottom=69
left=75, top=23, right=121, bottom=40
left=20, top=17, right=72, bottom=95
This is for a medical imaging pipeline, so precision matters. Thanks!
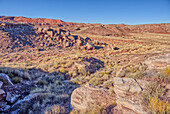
left=145, top=53, right=170, bottom=70
left=114, top=78, right=148, bottom=114
left=0, top=21, right=100, bottom=52
left=0, top=73, right=14, bottom=86
left=71, top=84, right=115, bottom=110
left=0, top=89, right=5, bottom=100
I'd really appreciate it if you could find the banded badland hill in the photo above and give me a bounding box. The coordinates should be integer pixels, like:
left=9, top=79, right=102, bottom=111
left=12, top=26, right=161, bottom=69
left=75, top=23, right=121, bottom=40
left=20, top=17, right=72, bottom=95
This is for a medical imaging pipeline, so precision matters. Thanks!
left=0, top=16, right=170, bottom=114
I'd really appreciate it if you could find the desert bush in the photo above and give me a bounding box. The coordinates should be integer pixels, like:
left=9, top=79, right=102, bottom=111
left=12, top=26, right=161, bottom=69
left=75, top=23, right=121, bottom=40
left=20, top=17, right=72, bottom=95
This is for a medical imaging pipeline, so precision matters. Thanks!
left=70, top=101, right=116, bottom=114
left=21, top=81, right=76, bottom=113
left=79, top=103, right=105, bottom=114
left=36, top=80, right=48, bottom=86
left=125, top=66, right=138, bottom=73
left=11, top=76, right=23, bottom=83
left=142, top=82, right=166, bottom=106
left=70, top=109, right=79, bottom=114
left=102, top=74, right=110, bottom=81
left=153, top=72, right=170, bottom=84
left=71, top=78, right=79, bottom=84
left=0, top=67, right=31, bottom=80
left=149, top=97, right=170, bottom=114
left=88, top=77, right=103, bottom=86
left=53, top=64, right=60, bottom=69
left=117, top=70, right=126, bottom=78
left=45, top=105, right=65, bottom=114
left=126, top=71, right=143, bottom=79
left=109, top=88, right=115, bottom=94
left=138, top=63, right=148, bottom=72
left=100, top=71, right=106, bottom=75
left=103, top=80, right=114, bottom=88
left=79, top=68, right=87, bottom=76
left=72, top=71, right=78, bottom=77
left=164, top=66, right=170, bottom=77
left=18, top=71, right=77, bottom=113
left=65, top=61, right=74, bottom=68
left=59, top=67, right=66, bottom=73
left=105, top=69, right=112, bottom=74
left=71, top=76, right=84, bottom=85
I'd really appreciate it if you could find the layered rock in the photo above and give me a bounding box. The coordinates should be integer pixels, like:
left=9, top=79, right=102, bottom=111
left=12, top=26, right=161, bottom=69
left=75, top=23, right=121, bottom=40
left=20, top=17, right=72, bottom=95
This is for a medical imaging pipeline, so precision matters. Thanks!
left=145, top=53, right=170, bottom=70
left=71, top=84, right=115, bottom=110
left=114, top=78, right=148, bottom=114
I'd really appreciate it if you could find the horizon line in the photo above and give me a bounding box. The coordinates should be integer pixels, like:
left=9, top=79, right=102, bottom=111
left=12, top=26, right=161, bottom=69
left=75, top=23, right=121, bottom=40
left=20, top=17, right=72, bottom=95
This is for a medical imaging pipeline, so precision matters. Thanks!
left=1, top=15, right=170, bottom=26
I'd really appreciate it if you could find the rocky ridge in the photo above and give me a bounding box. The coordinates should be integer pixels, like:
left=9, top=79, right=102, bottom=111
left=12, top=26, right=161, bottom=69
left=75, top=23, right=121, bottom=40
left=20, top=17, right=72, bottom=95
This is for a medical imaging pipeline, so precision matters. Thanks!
left=0, top=21, right=100, bottom=52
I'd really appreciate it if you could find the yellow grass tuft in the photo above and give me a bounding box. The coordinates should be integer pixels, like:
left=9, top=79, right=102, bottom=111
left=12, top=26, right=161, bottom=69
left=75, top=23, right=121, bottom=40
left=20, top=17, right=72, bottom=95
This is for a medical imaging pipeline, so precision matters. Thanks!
left=149, top=97, right=170, bottom=114
left=164, top=66, right=170, bottom=77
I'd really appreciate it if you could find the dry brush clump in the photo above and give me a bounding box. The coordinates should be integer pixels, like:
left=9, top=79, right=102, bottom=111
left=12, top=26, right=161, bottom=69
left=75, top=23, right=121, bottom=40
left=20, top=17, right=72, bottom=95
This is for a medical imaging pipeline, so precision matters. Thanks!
left=149, top=97, right=170, bottom=114
left=45, top=105, right=65, bottom=114
left=70, top=101, right=116, bottom=114
left=164, top=66, right=170, bottom=77
left=19, top=74, right=77, bottom=113
left=0, top=67, right=31, bottom=83
left=142, top=82, right=169, bottom=113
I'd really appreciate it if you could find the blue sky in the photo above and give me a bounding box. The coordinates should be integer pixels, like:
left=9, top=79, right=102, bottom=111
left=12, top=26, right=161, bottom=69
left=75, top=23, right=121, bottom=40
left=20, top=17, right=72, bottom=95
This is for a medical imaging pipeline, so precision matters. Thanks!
left=0, top=0, right=169, bottom=25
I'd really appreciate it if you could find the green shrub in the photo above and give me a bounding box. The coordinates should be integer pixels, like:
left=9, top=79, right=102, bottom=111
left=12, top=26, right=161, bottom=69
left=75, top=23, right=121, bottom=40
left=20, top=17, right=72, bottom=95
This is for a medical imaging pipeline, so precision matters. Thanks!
left=37, top=80, right=47, bottom=86
left=142, top=82, right=166, bottom=106
left=12, top=76, right=23, bottom=83
left=153, top=73, right=170, bottom=84
left=103, top=80, right=114, bottom=88
left=126, top=71, right=143, bottom=79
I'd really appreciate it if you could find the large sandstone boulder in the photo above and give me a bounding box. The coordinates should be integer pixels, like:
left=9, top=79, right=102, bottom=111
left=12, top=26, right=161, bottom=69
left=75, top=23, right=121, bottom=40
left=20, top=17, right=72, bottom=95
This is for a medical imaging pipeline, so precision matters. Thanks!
left=114, top=78, right=148, bottom=114
left=145, top=53, right=170, bottom=70
left=71, top=84, right=115, bottom=110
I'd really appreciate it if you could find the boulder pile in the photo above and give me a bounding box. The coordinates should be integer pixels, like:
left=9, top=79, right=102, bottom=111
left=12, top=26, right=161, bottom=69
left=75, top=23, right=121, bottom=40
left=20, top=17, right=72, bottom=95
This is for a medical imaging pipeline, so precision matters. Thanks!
left=0, top=21, right=101, bottom=52
left=34, top=26, right=96, bottom=50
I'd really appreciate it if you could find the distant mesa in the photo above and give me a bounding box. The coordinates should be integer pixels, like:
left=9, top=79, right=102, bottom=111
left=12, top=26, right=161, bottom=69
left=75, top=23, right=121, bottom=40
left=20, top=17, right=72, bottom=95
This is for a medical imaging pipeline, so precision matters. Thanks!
left=0, top=16, right=64, bottom=24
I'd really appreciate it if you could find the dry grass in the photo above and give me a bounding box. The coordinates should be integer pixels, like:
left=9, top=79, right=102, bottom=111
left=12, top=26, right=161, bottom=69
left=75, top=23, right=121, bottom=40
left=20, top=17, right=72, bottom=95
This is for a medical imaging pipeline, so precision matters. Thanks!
left=149, top=97, right=170, bottom=114
left=164, top=66, right=170, bottom=77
